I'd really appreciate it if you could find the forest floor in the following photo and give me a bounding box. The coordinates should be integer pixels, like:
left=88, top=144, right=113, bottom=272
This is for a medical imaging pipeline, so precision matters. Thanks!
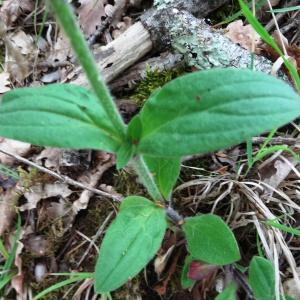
left=0, top=0, right=300, bottom=299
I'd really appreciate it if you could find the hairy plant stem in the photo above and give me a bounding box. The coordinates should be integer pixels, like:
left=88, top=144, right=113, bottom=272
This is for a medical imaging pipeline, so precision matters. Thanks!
left=50, top=1, right=163, bottom=202
left=132, top=155, right=162, bottom=201
left=50, top=0, right=126, bottom=137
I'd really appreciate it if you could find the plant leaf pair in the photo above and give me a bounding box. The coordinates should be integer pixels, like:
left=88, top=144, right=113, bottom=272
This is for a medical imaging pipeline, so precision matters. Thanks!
left=1, top=68, right=300, bottom=168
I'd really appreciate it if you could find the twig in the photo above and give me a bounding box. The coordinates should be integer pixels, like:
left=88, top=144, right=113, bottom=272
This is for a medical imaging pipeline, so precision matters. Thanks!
left=251, top=136, right=300, bottom=146
left=0, top=148, right=123, bottom=202
left=76, top=211, right=114, bottom=267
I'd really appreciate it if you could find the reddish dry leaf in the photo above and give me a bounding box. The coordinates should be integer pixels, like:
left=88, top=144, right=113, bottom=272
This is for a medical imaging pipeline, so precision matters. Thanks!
left=153, top=248, right=182, bottom=296
left=188, top=261, right=219, bottom=281
left=225, top=20, right=260, bottom=51
left=77, top=0, right=107, bottom=37
left=259, top=31, right=300, bottom=74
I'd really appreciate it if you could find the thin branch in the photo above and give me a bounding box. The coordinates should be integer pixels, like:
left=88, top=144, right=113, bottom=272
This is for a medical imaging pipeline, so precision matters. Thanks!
left=0, top=148, right=123, bottom=202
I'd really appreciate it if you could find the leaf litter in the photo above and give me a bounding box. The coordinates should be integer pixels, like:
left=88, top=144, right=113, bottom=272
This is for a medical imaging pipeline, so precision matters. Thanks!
left=0, top=0, right=299, bottom=299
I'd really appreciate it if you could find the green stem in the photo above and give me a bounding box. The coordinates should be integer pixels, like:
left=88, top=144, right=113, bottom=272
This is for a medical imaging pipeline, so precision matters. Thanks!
left=49, top=0, right=126, bottom=137
left=132, top=155, right=162, bottom=201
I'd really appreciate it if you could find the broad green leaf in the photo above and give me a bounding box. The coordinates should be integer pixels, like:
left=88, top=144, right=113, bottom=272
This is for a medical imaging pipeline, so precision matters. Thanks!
left=94, top=196, right=167, bottom=293
left=215, top=282, right=237, bottom=300
left=0, top=84, right=122, bottom=153
left=143, top=156, right=181, bottom=200
left=249, top=256, right=275, bottom=300
left=181, top=255, right=195, bottom=289
left=183, top=214, right=240, bottom=265
left=116, top=142, right=134, bottom=169
left=131, top=68, right=300, bottom=157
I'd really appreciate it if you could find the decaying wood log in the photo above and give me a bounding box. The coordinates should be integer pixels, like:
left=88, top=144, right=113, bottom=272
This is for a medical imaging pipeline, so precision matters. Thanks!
left=71, top=0, right=281, bottom=88
left=71, top=0, right=229, bottom=86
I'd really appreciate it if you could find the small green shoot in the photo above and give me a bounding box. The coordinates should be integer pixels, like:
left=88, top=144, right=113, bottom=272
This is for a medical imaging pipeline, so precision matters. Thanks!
left=0, top=214, right=21, bottom=291
left=269, top=6, right=300, bottom=13
left=239, top=0, right=300, bottom=91
left=264, top=220, right=300, bottom=236
left=32, top=273, right=93, bottom=300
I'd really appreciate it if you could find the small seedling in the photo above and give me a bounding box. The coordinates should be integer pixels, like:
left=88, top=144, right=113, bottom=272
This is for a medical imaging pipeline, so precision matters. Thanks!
left=0, top=1, right=299, bottom=298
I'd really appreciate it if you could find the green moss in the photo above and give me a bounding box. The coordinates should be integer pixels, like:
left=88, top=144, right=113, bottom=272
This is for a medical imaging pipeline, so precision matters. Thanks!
left=131, top=66, right=184, bottom=106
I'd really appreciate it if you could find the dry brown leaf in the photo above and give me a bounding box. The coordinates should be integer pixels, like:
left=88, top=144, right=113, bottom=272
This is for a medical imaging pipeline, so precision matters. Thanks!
left=77, top=0, right=107, bottom=37
left=0, top=189, right=19, bottom=236
left=154, top=245, right=175, bottom=277
left=112, top=17, right=133, bottom=39
left=0, top=0, right=34, bottom=26
left=48, top=31, right=73, bottom=63
left=225, top=20, right=260, bottom=51
left=24, top=235, right=51, bottom=257
left=4, top=30, right=34, bottom=81
left=0, top=138, right=31, bottom=165
left=21, top=183, right=72, bottom=211
left=258, top=154, right=298, bottom=195
left=11, top=238, right=25, bottom=300
left=46, top=199, right=70, bottom=219
left=283, top=267, right=300, bottom=299
left=0, top=72, right=11, bottom=93
left=35, top=148, right=62, bottom=169
left=9, top=30, right=34, bottom=55
left=259, top=31, right=300, bottom=74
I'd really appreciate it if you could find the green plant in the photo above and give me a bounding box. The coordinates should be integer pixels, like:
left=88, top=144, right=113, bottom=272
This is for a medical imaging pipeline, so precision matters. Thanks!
left=0, top=215, right=21, bottom=293
left=0, top=1, right=300, bottom=298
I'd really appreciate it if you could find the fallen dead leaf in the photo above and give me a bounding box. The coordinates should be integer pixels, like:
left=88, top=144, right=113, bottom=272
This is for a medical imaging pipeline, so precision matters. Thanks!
left=225, top=20, right=260, bottom=51
left=259, top=31, right=300, bottom=74
left=154, top=245, right=175, bottom=277
left=0, top=0, right=34, bottom=26
left=0, top=72, right=11, bottom=93
left=0, top=188, right=19, bottom=236
left=283, top=267, right=300, bottom=299
left=24, top=235, right=51, bottom=257
left=35, top=148, right=62, bottom=169
left=9, top=30, right=34, bottom=55
left=188, top=261, right=219, bottom=281
left=258, top=154, right=298, bottom=194
left=0, top=138, right=31, bottom=165
left=48, top=31, right=73, bottom=63
left=21, top=183, right=73, bottom=211
left=77, top=0, right=107, bottom=37
left=11, top=237, right=25, bottom=300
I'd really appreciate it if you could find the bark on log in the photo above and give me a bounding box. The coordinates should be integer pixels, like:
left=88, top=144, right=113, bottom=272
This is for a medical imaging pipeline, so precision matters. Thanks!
left=71, top=0, right=230, bottom=87
left=71, top=0, right=281, bottom=88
